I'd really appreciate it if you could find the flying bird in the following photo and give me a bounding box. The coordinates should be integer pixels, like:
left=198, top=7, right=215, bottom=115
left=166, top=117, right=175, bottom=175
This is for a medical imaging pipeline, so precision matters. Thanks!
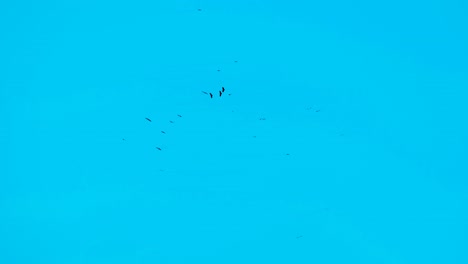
left=202, top=91, right=208, bottom=95
left=177, top=114, right=182, bottom=117
left=145, top=117, right=152, bottom=122
left=219, top=91, right=222, bottom=97
left=156, top=147, right=162, bottom=151
left=169, top=121, right=174, bottom=123
left=210, top=93, right=213, bottom=98
left=161, top=131, right=166, bottom=134
left=222, top=87, right=225, bottom=93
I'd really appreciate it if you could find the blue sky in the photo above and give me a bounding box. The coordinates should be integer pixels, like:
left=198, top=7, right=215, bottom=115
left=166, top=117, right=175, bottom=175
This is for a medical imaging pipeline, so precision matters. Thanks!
left=1, top=0, right=468, bottom=263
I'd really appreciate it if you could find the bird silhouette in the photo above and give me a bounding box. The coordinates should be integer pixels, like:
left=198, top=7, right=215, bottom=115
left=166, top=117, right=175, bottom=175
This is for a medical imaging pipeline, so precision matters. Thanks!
left=156, top=147, right=162, bottom=151
left=145, top=117, right=152, bottom=122
left=219, top=91, right=222, bottom=97
left=202, top=91, right=208, bottom=95
left=222, top=87, right=225, bottom=93
left=161, top=131, right=166, bottom=134
left=177, top=114, right=182, bottom=117
left=169, top=121, right=174, bottom=123
left=210, top=93, right=213, bottom=98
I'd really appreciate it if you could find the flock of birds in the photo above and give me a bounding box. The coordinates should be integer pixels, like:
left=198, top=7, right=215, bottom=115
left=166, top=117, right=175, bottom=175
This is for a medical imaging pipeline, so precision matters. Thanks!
left=121, top=58, right=323, bottom=155
left=121, top=59, right=239, bottom=152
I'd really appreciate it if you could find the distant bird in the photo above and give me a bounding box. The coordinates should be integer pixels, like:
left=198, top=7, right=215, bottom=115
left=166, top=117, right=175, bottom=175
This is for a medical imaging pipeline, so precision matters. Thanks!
left=234, top=60, right=238, bottom=63
left=228, top=93, right=232, bottom=96
left=296, top=235, right=303, bottom=239
left=169, top=121, right=174, bottom=123
left=197, top=8, right=202, bottom=11
left=202, top=91, right=208, bottom=95
left=161, top=131, right=166, bottom=134
left=219, top=91, right=222, bottom=97
left=122, top=138, right=126, bottom=141
left=315, top=110, right=321, bottom=112
left=222, top=87, right=225, bottom=93
left=145, top=117, right=152, bottom=122
left=286, top=153, right=290, bottom=156
left=217, top=69, right=220, bottom=72
left=210, top=93, right=213, bottom=98
left=259, top=117, right=266, bottom=121
left=156, top=147, right=162, bottom=151
left=177, top=114, right=182, bottom=117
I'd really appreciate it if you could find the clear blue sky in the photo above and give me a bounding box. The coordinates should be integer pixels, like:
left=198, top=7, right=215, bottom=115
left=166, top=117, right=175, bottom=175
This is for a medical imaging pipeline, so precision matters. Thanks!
left=1, top=0, right=468, bottom=263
